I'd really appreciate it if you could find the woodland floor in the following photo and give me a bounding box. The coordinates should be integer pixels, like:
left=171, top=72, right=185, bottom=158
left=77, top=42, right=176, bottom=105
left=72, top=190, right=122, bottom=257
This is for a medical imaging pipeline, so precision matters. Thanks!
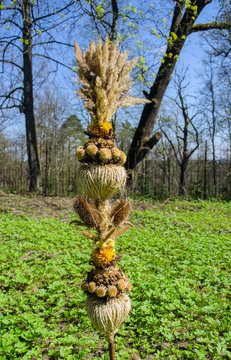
left=0, top=194, right=231, bottom=359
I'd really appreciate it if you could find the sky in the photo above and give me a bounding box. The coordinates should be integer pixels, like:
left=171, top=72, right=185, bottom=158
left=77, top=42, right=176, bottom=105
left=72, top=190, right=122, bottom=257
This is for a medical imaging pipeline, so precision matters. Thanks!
left=1, top=0, right=225, bottom=141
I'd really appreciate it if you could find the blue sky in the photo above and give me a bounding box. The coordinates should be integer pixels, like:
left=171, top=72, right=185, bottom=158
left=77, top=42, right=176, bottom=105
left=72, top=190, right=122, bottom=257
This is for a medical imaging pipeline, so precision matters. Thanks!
left=1, top=0, right=224, bottom=137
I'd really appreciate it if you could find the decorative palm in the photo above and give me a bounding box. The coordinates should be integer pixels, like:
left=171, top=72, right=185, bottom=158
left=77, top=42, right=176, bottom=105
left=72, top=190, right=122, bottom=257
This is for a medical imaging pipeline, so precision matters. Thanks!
left=73, top=36, right=149, bottom=359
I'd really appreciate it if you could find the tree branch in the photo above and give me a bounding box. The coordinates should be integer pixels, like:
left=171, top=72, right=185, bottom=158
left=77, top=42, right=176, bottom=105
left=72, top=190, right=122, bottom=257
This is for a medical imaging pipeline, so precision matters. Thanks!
left=32, top=40, right=74, bottom=48
left=191, top=21, right=231, bottom=33
left=170, top=0, right=186, bottom=34
left=32, top=1, right=76, bottom=23
left=109, top=0, right=118, bottom=41
left=32, top=54, right=73, bottom=70
left=161, top=127, right=180, bottom=165
left=135, top=132, right=162, bottom=164
left=0, top=59, right=23, bottom=71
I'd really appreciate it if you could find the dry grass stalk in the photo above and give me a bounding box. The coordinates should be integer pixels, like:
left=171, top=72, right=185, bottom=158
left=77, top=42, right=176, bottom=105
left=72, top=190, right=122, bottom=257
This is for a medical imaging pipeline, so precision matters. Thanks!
left=74, top=37, right=150, bottom=128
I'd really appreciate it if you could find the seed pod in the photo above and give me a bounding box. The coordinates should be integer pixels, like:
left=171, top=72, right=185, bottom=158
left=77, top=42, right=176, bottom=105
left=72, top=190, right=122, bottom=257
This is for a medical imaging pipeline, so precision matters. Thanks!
left=96, top=286, right=106, bottom=298
left=81, top=281, right=88, bottom=291
left=111, top=147, right=121, bottom=161
left=108, top=286, right=118, bottom=298
left=99, top=148, right=112, bottom=163
left=76, top=146, right=85, bottom=161
left=119, top=151, right=127, bottom=164
left=73, top=196, right=101, bottom=228
left=111, top=198, right=131, bottom=226
left=117, top=279, right=127, bottom=291
left=86, top=144, right=98, bottom=157
left=127, top=282, right=132, bottom=292
left=88, top=282, right=96, bottom=293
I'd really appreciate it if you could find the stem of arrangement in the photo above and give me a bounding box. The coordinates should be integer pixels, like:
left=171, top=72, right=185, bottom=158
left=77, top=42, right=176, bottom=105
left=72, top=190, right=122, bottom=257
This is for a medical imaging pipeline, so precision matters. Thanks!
left=109, top=335, right=116, bottom=360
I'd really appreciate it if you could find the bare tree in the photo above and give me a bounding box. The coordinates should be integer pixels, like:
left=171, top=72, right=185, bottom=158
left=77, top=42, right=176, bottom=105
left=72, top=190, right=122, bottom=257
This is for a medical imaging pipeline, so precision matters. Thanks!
left=159, top=71, right=200, bottom=195
left=200, top=58, right=219, bottom=196
left=0, top=0, right=78, bottom=192
left=126, top=0, right=231, bottom=176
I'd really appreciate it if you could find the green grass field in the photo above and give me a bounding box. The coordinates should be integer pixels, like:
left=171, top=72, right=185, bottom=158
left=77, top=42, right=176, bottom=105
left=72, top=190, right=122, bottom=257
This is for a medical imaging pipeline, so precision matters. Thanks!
left=0, top=196, right=231, bottom=359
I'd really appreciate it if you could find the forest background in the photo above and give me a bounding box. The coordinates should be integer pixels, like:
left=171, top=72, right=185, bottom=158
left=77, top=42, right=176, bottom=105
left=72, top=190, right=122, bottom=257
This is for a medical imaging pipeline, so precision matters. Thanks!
left=0, top=0, right=231, bottom=199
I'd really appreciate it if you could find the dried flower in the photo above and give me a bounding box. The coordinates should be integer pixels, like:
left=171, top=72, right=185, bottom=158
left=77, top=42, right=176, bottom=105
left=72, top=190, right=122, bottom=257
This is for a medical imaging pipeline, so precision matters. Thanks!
left=99, top=148, right=112, bottom=163
left=86, top=144, right=98, bottom=156
left=73, top=196, right=101, bottom=228
left=76, top=146, right=85, bottom=161
left=127, top=282, right=132, bottom=291
left=108, top=286, right=118, bottom=298
left=88, top=282, right=96, bottom=293
left=111, top=199, right=131, bottom=226
left=92, top=246, right=116, bottom=267
left=117, top=279, right=127, bottom=291
left=74, top=36, right=150, bottom=137
left=96, top=286, right=106, bottom=297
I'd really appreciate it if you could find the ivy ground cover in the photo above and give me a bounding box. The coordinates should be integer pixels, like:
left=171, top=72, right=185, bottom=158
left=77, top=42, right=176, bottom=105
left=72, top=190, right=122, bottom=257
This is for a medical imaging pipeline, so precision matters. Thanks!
left=0, top=197, right=231, bottom=359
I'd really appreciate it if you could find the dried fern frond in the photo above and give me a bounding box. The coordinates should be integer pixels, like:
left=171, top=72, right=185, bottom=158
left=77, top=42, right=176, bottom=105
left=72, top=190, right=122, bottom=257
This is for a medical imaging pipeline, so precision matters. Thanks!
left=74, top=37, right=150, bottom=134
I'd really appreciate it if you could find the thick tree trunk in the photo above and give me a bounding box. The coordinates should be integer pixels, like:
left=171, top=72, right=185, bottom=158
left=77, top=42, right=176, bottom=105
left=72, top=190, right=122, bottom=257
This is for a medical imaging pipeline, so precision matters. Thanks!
left=125, top=0, right=211, bottom=173
left=23, top=0, right=41, bottom=192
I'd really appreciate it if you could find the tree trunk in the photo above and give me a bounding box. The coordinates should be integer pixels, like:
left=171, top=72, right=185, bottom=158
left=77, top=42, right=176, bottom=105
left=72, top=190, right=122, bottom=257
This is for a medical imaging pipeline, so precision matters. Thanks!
left=167, top=156, right=171, bottom=195
left=23, top=0, right=41, bottom=192
left=203, top=140, right=207, bottom=199
left=179, top=159, right=188, bottom=196
left=44, top=139, right=48, bottom=196
left=125, top=0, right=211, bottom=173
left=212, top=139, right=216, bottom=197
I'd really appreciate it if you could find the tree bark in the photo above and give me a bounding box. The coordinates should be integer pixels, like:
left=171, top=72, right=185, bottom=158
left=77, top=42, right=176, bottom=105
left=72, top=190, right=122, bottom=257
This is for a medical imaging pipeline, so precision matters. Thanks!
left=203, top=140, right=207, bottom=199
left=179, top=159, right=188, bottom=195
left=109, top=0, right=118, bottom=41
left=23, top=0, right=41, bottom=192
left=125, top=0, right=212, bottom=173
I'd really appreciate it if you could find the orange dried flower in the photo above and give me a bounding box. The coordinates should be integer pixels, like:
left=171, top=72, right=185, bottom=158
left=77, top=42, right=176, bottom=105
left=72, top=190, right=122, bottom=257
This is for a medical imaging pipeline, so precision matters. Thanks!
left=92, top=246, right=116, bottom=267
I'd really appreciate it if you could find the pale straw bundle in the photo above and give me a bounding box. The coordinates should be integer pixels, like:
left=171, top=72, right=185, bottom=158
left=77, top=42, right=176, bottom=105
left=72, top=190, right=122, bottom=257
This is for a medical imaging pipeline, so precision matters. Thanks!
left=77, top=164, right=126, bottom=200
left=86, top=294, right=131, bottom=340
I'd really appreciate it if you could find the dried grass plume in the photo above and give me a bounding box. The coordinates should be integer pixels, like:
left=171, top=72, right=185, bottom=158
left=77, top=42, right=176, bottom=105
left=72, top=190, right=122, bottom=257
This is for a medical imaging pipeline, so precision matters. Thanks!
left=74, top=37, right=150, bottom=130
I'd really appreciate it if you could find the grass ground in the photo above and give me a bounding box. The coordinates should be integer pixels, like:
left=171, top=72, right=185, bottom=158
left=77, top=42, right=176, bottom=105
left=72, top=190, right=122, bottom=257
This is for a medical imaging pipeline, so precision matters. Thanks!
left=0, top=194, right=231, bottom=359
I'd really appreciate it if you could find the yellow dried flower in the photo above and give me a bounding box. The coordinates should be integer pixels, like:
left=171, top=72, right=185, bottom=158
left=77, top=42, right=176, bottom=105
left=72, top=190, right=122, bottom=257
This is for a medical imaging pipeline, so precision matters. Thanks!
left=107, top=240, right=115, bottom=247
left=101, top=122, right=113, bottom=133
left=92, top=246, right=116, bottom=267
